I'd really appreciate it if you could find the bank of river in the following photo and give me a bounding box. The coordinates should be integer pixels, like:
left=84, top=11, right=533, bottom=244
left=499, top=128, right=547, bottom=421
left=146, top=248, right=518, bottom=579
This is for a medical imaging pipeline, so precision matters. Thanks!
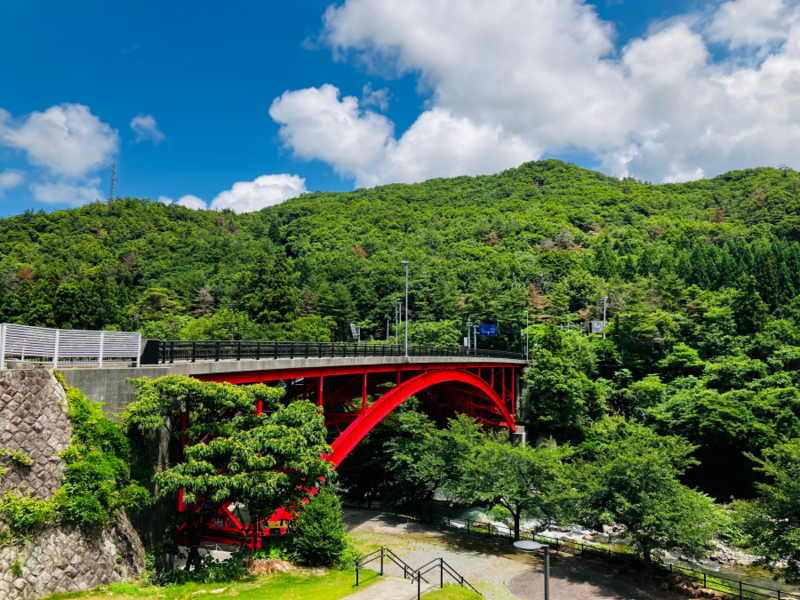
left=423, top=501, right=800, bottom=598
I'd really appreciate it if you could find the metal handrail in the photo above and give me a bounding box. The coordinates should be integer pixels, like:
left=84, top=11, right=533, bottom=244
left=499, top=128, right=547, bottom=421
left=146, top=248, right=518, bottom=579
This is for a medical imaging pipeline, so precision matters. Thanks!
left=345, top=504, right=798, bottom=600
left=157, top=340, right=525, bottom=364
left=411, top=557, right=482, bottom=598
left=355, top=546, right=420, bottom=587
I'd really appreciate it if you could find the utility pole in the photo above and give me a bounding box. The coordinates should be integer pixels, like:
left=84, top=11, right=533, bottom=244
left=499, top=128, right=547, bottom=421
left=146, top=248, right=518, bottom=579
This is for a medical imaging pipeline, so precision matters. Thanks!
left=400, top=261, right=409, bottom=357
left=602, top=296, right=608, bottom=340
left=107, top=163, right=120, bottom=204
left=466, top=316, right=472, bottom=354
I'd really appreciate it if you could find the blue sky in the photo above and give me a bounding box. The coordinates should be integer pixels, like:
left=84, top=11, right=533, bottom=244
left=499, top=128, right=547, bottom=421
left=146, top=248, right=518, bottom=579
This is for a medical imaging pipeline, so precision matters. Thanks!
left=1, top=0, right=795, bottom=215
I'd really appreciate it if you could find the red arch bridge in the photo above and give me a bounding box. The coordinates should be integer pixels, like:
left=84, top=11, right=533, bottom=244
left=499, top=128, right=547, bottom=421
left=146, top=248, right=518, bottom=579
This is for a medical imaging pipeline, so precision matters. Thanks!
left=59, top=339, right=528, bottom=549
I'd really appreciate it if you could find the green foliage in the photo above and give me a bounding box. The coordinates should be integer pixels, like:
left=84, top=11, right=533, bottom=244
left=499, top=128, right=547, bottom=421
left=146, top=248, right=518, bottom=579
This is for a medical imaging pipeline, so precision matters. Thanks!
left=735, top=439, right=800, bottom=583
left=408, top=320, right=462, bottom=346
left=292, top=486, right=353, bottom=568
left=0, top=491, right=55, bottom=548
left=54, top=383, right=149, bottom=525
left=123, top=375, right=333, bottom=571
left=10, top=450, right=33, bottom=467
left=456, top=437, right=575, bottom=539
left=576, top=421, right=720, bottom=562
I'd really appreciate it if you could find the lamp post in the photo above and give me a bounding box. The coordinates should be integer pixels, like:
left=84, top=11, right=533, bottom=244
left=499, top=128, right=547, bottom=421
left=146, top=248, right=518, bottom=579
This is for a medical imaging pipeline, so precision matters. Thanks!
left=513, top=541, right=550, bottom=600
left=524, top=310, right=530, bottom=361
left=400, top=261, right=409, bottom=357
left=395, top=297, right=402, bottom=346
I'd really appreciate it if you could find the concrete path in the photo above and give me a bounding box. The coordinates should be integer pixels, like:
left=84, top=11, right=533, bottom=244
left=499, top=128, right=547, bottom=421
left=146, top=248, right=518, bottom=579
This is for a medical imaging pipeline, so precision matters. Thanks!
left=341, top=576, right=435, bottom=600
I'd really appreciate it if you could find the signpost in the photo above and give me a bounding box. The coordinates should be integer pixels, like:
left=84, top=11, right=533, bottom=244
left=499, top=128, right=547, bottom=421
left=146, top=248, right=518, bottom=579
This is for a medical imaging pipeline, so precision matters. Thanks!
left=349, top=323, right=361, bottom=344
left=590, top=321, right=606, bottom=335
left=479, top=324, right=498, bottom=337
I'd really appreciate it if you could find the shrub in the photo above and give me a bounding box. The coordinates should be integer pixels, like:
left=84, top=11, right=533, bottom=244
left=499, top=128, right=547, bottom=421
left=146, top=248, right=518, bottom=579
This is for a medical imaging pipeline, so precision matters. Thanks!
left=292, top=486, right=352, bottom=567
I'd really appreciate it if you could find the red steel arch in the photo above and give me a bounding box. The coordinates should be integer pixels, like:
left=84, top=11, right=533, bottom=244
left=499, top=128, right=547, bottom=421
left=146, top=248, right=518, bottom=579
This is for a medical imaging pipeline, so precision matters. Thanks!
left=328, top=368, right=515, bottom=467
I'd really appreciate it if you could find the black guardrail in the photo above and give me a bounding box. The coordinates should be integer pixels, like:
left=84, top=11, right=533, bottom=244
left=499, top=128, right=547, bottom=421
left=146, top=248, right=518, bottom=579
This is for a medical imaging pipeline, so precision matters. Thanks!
left=153, top=340, right=525, bottom=364
left=344, top=504, right=799, bottom=600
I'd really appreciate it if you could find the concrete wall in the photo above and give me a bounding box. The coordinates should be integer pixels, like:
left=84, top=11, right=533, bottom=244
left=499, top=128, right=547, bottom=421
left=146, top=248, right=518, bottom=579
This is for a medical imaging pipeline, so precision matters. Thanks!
left=60, top=355, right=526, bottom=420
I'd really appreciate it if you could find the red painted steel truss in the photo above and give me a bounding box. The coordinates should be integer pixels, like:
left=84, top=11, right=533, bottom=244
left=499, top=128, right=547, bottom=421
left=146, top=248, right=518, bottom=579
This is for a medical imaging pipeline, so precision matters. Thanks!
left=185, top=362, right=520, bottom=548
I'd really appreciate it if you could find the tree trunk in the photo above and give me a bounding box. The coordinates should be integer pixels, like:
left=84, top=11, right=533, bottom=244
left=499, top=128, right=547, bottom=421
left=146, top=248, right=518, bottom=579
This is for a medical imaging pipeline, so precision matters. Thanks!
left=514, top=509, right=521, bottom=541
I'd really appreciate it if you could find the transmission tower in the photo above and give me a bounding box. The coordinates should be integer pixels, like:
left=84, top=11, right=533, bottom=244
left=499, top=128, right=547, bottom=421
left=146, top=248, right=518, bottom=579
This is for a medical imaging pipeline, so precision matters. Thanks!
left=108, top=163, right=120, bottom=203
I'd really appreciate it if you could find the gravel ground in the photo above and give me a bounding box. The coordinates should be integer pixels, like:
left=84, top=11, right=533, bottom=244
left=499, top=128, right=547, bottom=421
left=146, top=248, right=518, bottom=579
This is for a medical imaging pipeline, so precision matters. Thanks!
left=344, top=509, right=681, bottom=600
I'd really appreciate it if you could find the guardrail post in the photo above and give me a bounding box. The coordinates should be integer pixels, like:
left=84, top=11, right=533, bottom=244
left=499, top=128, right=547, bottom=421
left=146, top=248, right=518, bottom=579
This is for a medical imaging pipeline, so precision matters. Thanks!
left=256, top=342, right=261, bottom=360
left=170, top=340, right=175, bottom=364
left=216, top=341, right=220, bottom=362
left=192, top=341, right=196, bottom=363
left=97, top=331, right=104, bottom=368
left=440, top=558, right=444, bottom=588
left=418, top=572, right=421, bottom=600
left=136, top=333, right=141, bottom=367
left=54, top=330, right=60, bottom=369
left=381, top=547, right=384, bottom=575
left=739, top=581, right=742, bottom=599
left=237, top=341, right=242, bottom=360
left=0, top=324, right=5, bottom=370
left=356, top=562, right=359, bottom=587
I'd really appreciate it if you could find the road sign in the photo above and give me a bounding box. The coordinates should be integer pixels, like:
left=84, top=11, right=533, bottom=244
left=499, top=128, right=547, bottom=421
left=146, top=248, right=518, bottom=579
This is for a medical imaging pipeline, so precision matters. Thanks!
left=349, top=323, right=361, bottom=340
left=479, top=324, right=498, bottom=336
left=591, top=320, right=606, bottom=334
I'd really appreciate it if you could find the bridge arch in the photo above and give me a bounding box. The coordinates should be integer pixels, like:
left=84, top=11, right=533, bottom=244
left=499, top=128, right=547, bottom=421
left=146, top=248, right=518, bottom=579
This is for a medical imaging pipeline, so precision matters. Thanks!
left=328, top=368, right=515, bottom=467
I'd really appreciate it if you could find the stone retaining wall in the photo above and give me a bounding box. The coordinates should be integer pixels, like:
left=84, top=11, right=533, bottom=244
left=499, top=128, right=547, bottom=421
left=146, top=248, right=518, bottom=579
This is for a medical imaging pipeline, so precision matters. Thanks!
left=0, top=369, right=145, bottom=600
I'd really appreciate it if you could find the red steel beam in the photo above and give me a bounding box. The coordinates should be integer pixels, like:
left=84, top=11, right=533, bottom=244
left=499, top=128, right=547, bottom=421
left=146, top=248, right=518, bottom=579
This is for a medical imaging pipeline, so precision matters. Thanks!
left=327, top=369, right=516, bottom=467
left=194, top=361, right=522, bottom=385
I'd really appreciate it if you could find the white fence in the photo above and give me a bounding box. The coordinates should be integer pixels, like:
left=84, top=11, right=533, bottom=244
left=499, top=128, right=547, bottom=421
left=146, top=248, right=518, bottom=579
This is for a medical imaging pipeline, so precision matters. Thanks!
left=0, top=324, right=141, bottom=369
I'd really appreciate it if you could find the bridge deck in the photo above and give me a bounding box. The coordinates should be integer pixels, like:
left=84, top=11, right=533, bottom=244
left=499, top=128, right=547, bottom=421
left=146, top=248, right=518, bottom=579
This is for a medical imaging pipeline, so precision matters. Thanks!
left=58, top=355, right=527, bottom=418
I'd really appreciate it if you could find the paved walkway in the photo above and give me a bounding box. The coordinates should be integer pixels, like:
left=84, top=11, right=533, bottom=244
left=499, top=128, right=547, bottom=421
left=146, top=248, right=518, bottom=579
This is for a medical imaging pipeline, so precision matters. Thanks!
left=341, top=576, right=436, bottom=600
left=345, top=509, right=675, bottom=600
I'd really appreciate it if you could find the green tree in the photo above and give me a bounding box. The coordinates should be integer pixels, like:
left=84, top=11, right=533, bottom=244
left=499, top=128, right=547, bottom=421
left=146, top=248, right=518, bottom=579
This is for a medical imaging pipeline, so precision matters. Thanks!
left=292, top=485, right=352, bottom=567
left=736, top=439, right=800, bottom=583
left=123, top=375, right=332, bottom=571
left=241, top=251, right=301, bottom=324
left=456, top=437, right=574, bottom=540
left=732, top=273, right=769, bottom=335
left=577, top=422, right=719, bottom=563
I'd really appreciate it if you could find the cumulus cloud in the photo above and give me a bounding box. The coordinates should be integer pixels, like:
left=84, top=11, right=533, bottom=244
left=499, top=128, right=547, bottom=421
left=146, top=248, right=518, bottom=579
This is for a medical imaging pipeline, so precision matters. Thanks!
left=0, top=104, right=118, bottom=178
left=263, top=0, right=800, bottom=184
left=130, top=114, right=165, bottom=145
left=29, top=180, right=102, bottom=206
left=706, top=0, right=800, bottom=49
left=270, top=85, right=536, bottom=187
left=176, top=195, right=207, bottom=210
left=0, top=169, right=24, bottom=198
left=158, top=196, right=174, bottom=205
left=210, top=174, right=307, bottom=213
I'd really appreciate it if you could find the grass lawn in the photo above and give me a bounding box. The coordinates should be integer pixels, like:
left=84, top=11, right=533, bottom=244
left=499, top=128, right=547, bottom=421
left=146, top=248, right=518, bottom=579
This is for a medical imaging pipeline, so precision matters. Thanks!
left=43, top=568, right=382, bottom=600
left=424, top=584, right=483, bottom=599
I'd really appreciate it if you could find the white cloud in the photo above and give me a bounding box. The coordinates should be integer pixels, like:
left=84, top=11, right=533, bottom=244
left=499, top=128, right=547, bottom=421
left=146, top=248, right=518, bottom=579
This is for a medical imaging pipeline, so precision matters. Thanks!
left=0, top=104, right=118, bottom=178
left=706, top=0, right=800, bottom=49
left=210, top=174, right=307, bottom=213
left=158, top=196, right=173, bottom=205
left=270, top=84, right=395, bottom=181
left=176, top=195, right=207, bottom=210
left=0, top=169, right=24, bottom=198
left=261, top=0, right=800, bottom=184
left=361, top=83, right=391, bottom=111
left=270, top=85, right=536, bottom=187
left=130, top=114, right=165, bottom=145
left=29, top=180, right=102, bottom=206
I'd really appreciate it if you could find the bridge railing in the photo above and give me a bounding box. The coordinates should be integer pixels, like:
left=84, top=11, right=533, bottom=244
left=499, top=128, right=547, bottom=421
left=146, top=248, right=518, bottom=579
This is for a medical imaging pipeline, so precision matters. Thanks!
left=157, top=340, right=524, bottom=364
left=0, top=323, right=142, bottom=369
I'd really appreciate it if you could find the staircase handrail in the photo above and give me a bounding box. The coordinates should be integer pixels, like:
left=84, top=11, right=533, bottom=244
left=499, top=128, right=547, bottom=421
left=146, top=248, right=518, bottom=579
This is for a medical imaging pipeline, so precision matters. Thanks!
left=411, top=556, right=482, bottom=598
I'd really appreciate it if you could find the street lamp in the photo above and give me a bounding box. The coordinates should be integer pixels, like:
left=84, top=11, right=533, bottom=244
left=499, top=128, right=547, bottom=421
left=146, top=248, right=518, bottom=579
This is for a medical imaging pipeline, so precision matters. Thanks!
left=524, top=310, right=530, bottom=361
left=513, top=541, right=550, bottom=600
left=395, top=298, right=402, bottom=345
left=400, top=261, right=409, bottom=357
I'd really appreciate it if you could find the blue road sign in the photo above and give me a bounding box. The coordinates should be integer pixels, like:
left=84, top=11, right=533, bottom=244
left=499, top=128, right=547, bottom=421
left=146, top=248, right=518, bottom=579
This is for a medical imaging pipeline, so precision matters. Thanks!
left=479, top=324, right=498, bottom=336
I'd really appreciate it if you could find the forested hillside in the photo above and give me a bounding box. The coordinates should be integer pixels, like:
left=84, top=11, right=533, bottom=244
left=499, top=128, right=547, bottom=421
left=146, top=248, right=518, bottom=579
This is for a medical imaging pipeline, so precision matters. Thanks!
left=4, top=159, right=800, bottom=500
